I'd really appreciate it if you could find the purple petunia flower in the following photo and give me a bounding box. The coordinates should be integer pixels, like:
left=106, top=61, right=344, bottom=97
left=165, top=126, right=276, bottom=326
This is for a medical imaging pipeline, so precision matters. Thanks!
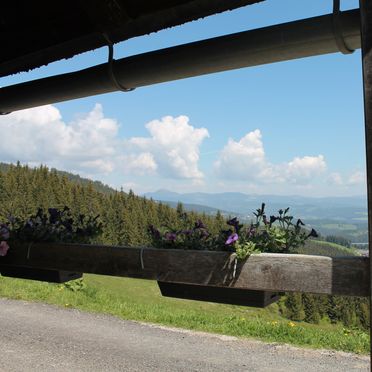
left=225, top=233, right=239, bottom=245
left=269, top=216, right=277, bottom=225
left=296, top=219, right=305, bottom=227
left=308, top=228, right=318, bottom=238
left=48, top=208, right=60, bottom=224
left=0, top=225, right=10, bottom=240
left=7, top=215, right=16, bottom=224
left=148, top=225, right=161, bottom=240
left=0, top=241, right=9, bottom=256
left=194, top=220, right=206, bottom=229
left=164, top=232, right=177, bottom=241
left=247, top=226, right=256, bottom=238
left=227, top=217, right=240, bottom=231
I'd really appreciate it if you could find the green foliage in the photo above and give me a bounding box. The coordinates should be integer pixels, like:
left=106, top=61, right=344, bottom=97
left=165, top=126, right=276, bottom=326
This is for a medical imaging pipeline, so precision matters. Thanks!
left=148, top=203, right=316, bottom=259
left=7, top=207, right=101, bottom=244
left=285, top=293, right=305, bottom=321
left=235, top=241, right=260, bottom=260
left=62, top=278, right=87, bottom=292
left=302, top=294, right=320, bottom=324
left=0, top=163, right=221, bottom=248
left=248, top=204, right=317, bottom=254
left=282, top=293, right=370, bottom=331
left=325, top=235, right=351, bottom=248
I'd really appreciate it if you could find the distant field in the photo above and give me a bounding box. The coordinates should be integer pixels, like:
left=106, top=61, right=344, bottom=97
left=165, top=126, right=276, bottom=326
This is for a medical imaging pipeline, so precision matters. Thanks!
left=0, top=274, right=368, bottom=354
left=322, top=223, right=358, bottom=230
left=309, top=220, right=368, bottom=243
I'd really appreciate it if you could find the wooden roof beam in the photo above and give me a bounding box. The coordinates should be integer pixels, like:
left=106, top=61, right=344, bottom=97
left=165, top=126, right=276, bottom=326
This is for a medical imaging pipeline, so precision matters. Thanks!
left=0, top=9, right=361, bottom=114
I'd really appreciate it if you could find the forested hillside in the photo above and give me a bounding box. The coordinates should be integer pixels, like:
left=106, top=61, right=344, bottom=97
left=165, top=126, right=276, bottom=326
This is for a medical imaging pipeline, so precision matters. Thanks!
left=0, top=163, right=369, bottom=330
left=0, top=162, right=115, bottom=196
left=0, top=163, right=226, bottom=247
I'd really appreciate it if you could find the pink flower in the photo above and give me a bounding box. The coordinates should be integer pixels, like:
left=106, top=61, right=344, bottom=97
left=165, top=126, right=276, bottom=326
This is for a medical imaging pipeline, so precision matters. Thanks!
left=0, top=241, right=9, bottom=256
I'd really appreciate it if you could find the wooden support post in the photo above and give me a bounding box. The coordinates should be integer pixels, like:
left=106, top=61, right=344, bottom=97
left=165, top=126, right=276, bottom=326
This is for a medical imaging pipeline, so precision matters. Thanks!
left=360, top=0, right=372, bottom=360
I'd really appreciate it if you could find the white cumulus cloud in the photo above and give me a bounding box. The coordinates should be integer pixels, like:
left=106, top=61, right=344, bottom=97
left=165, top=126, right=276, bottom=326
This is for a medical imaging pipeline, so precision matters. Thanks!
left=214, top=129, right=267, bottom=179
left=284, top=155, right=326, bottom=183
left=121, top=153, right=157, bottom=175
left=0, top=104, right=118, bottom=174
left=127, top=115, right=209, bottom=179
left=0, top=106, right=208, bottom=181
left=214, top=129, right=326, bottom=184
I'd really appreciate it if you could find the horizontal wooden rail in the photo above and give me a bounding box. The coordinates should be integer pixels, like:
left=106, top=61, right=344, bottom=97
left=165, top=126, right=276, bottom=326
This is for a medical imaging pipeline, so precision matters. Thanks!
left=0, top=242, right=369, bottom=297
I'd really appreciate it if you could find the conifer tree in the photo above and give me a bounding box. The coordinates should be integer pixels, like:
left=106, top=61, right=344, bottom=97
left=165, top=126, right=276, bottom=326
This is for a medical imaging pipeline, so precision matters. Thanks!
left=302, top=294, right=320, bottom=324
left=285, top=293, right=305, bottom=321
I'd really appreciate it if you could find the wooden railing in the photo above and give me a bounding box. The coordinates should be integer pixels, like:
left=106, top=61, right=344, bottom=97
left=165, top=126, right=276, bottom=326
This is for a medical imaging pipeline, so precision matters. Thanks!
left=0, top=242, right=368, bottom=297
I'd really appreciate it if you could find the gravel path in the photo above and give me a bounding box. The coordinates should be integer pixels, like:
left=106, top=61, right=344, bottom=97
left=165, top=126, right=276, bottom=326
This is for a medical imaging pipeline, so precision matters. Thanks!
left=0, top=298, right=369, bottom=372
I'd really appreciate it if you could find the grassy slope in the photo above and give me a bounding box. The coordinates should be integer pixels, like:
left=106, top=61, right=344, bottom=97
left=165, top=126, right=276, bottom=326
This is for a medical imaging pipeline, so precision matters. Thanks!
left=0, top=274, right=368, bottom=354
left=299, top=239, right=358, bottom=257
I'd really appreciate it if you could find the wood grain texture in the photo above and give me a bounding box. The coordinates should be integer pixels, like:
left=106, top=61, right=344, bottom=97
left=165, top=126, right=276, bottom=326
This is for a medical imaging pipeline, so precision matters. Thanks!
left=0, top=242, right=368, bottom=296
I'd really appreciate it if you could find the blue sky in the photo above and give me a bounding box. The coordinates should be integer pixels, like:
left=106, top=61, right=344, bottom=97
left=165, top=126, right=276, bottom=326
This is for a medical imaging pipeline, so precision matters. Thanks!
left=0, top=0, right=366, bottom=197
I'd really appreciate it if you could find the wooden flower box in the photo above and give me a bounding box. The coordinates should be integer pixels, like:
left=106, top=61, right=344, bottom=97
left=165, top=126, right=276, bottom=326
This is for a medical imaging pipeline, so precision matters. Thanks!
left=157, top=281, right=281, bottom=308
left=0, top=265, right=82, bottom=283
left=0, top=242, right=368, bottom=298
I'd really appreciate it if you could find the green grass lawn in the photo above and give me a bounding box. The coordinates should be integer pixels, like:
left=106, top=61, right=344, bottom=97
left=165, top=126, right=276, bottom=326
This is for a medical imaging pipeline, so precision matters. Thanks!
left=0, top=274, right=368, bottom=354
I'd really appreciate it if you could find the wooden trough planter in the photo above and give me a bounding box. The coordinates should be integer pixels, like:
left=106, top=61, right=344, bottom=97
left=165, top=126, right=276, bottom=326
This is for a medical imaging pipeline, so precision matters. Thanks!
left=0, top=242, right=369, bottom=301
left=0, top=265, right=81, bottom=283
left=157, top=281, right=281, bottom=307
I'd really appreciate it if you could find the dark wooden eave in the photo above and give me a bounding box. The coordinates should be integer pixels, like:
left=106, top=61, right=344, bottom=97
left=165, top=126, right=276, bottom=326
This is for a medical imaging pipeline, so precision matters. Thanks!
left=0, top=0, right=263, bottom=78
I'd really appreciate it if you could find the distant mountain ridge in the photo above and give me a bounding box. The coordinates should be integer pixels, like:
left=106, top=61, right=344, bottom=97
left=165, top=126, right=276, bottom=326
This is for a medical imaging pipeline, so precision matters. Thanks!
left=144, top=189, right=367, bottom=222
left=157, top=200, right=232, bottom=216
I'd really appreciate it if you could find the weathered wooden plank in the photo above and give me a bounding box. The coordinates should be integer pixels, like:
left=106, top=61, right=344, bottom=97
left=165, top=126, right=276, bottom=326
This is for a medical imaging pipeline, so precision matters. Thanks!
left=159, top=253, right=369, bottom=297
left=0, top=242, right=368, bottom=297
